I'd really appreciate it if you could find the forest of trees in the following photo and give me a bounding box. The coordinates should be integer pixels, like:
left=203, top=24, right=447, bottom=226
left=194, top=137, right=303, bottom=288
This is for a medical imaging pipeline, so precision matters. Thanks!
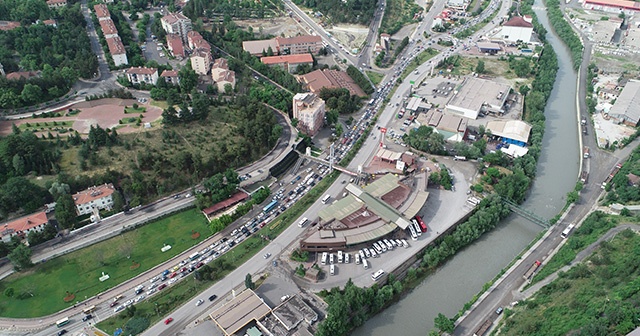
left=605, top=146, right=640, bottom=204
left=291, top=0, right=377, bottom=25
left=346, top=66, right=374, bottom=95
left=318, top=88, right=362, bottom=114
left=544, top=0, right=583, bottom=69
left=183, top=0, right=276, bottom=20
left=0, top=1, right=98, bottom=109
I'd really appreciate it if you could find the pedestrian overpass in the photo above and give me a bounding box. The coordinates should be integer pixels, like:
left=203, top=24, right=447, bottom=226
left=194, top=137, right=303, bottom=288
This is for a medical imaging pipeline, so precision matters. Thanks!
left=501, top=197, right=550, bottom=228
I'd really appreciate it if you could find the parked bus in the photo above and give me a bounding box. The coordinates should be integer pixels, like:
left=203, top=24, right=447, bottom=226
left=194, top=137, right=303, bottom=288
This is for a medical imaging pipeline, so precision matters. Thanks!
left=56, top=317, right=70, bottom=328
left=322, top=194, right=331, bottom=204
left=368, top=99, right=375, bottom=105
left=412, top=220, right=422, bottom=237
left=371, top=269, right=385, bottom=281
left=337, top=251, right=343, bottom=263
left=362, top=258, right=369, bottom=269
left=321, top=252, right=328, bottom=265
left=330, top=264, right=335, bottom=275
left=415, top=215, right=428, bottom=233
left=82, top=305, right=96, bottom=315
left=263, top=200, right=279, bottom=213
left=561, top=223, right=576, bottom=239
left=408, top=224, right=418, bottom=240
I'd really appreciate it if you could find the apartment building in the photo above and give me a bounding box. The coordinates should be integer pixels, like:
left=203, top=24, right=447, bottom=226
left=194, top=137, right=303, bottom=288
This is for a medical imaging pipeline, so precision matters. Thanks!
left=72, top=184, right=116, bottom=216
left=161, top=12, right=192, bottom=42
left=293, top=93, right=325, bottom=136
left=190, top=48, right=212, bottom=75
left=126, top=67, right=158, bottom=85
left=106, top=36, right=128, bottom=66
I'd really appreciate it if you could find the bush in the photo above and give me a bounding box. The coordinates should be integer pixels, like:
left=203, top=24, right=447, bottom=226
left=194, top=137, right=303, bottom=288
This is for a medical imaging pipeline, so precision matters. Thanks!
left=123, top=316, right=150, bottom=335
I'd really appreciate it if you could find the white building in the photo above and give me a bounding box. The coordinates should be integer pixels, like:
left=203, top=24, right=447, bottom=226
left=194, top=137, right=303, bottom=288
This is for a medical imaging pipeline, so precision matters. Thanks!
left=500, top=16, right=533, bottom=43
left=72, top=184, right=116, bottom=216
left=445, top=77, right=511, bottom=119
left=161, top=12, right=192, bottom=42
left=126, top=67, right=158, bottom=85
left=1, top=211, right=49, bottom=243
left=190, top=48, right=212, bottom=75
left=106, top=37, right=128, bottom=66
left=293, top=93, right=326, bottom=136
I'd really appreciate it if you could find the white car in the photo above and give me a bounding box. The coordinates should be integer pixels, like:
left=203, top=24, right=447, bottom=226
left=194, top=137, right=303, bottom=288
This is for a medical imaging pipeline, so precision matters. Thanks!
left=168, top=278, right=177, bottom=285
left=196, top=299, right=204, bottom=306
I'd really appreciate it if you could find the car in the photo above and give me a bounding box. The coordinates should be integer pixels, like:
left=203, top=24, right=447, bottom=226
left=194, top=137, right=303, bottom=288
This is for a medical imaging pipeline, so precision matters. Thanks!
left=58, top=330, right=68, bottom=336
left=196, top=299, right=204, bottom=306
left=263, top=253, right=271, bottom=259
left=110, top=301, right=119, bottom=307
left=114, top=305, right=125, bottom=313
left=82, top=314, right=93, bottom=321
left=208, top=294, right=218, bottom=302
left=495, top=307, right=504, bottom=315
left=158, top=284, right=167, bottom=290
left=164, top=317, right=173, bottom=325
left=169, top=272, right=177, bottom=278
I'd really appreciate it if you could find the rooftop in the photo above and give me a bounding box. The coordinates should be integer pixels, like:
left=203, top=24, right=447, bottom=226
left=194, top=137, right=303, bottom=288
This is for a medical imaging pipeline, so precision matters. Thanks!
left=212, top=58, right=229, bottom=70
left=242, top=39, right=278, bottom=55
left=202, top=191, right=249, bottom=217
left=5, top=71, right=40, bottom=81
left=260, top=53, right=314, bottom=65
left=485, top=119, right=532, bottom=143
left=1, top=211, right=49, bottom=238
left=0, top=21, right=20, bottom=31
left=275, top=35, right=322, bottom=46
left=447, top=77, right=511, bottom=112
left=503, top=16, right=533, bottom=28
left=477, top=42, right=501, bottom=50
left=160, top=70, right=179, bottom=77
left=299, top=69, right=366, bottom=97
left=126, top=67, right=158, bottom=75
left=406, top=97, right=423, bottom=111
left=584, top=0, right=640, bottom=9
left=162, top=12, right=190, bottom=25
left=72, top=183, right=116, bottom=205
left=166, top=33, right=185, bottom=57
left=93, top=4, right=110, bottom=18
left=99, top=19, right=118, bottom=35
left=106, top=36, right=126, bottom=55
left=210, top=290, right=271, bottom=336
left=608, top=80, right=640, bottom=125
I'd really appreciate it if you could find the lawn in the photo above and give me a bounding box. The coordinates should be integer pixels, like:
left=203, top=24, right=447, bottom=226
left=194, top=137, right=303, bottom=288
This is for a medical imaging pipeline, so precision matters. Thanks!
left=366, top=71, right=384, bottom=86
left=0, top=208, right=209, bottom=318
left=124, top=106, right=146, bottom=114
left=19, top=120, right=74, bottom=132
left=400, top=47, right=439, bottom=80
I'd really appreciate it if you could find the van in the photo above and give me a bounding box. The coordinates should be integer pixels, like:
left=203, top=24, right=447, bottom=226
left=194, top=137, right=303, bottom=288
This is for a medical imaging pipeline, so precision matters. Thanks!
left=337, top=251, right=343, bottom=263
left=355, top=253, right=361, bottom=265
left=344, top=253, right=350, bottom=264
left=363, top=258, right=369, bottom=270
left=330, top=264, right=335, bottom=276
left=298, top=217, right=308, bottom=227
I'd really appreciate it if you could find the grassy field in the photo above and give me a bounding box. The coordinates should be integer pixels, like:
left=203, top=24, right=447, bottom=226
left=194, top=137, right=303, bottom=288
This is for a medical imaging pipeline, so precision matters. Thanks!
left=124, top=106, right=146, bottom=114
left=19, top=120, right=74, bottom=132
left=0, top=209, right=209, bottom=318
left=366, top=71, right=384, bottom=86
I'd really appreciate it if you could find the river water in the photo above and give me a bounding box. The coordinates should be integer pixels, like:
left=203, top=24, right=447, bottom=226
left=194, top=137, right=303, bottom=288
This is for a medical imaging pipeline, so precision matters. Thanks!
left=352, top=2, right=580, bottom=335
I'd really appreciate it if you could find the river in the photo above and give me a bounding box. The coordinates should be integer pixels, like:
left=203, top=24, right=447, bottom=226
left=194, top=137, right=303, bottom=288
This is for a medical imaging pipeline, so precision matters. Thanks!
left=351, top=2, right=580, bottom=335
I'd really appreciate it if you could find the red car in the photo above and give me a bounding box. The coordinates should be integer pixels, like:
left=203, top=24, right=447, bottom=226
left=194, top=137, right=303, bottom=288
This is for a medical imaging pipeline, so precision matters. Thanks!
left=164, top=317, right=173, bottom=325
left=169, top=272, right=177, bottom=278
left=196, top=262, right=204, bottom=268
left=158, top=284, right=167, bottom=290
left=109, top=301, right=118, bottom=307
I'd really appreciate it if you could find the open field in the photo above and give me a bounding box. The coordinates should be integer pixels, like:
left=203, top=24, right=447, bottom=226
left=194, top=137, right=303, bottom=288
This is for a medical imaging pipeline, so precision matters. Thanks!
left=400, top=47, right=439, bottom=80
left=0, top=99, right=163, bottom=137
left=0, top=209, right=209, bottom=318
left=234, top=16, right=308, bottom=39
left=327, top=24, right=369, bottom=53
left=366, top=71, right=385, bottom=85
left=380, top=0, right=422, bottom=35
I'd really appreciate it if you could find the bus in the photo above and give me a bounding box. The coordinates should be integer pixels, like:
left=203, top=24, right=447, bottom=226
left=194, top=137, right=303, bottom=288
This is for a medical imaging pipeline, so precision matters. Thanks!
left=415, top=215, right=428, bottom=233
left=263, top=200, right=279, bottom=213
left=322, top=194, right=331, bottom=204
left=362, top=258, right=369, bottom=269
left=298, top=217, right=308, bottom=227
left=82, top=305, right=96, bottom=315
left=408, top=224, right=418, bottom=240
left=321, top=252, right=328, bottom=265
left=189, top=252, right=201, bottom=261
left=368, top=99, right=375, bottom=105
left=56, top=317, right=70, bottom=328
left=561, top=223, right=576, bottom=239
left=371, top=269, right=385, bottom=281
left=412, top=219, right=422, bottom=237
left=337, top=251, right=343, bottom=263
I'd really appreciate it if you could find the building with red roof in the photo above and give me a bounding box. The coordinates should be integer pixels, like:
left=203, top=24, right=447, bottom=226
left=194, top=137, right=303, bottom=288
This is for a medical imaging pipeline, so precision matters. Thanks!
left=161, top=70, right=180, bottom=85
left=166, top=33, right=185, bottom=59
left=99, top=19, right=118, bottom=38
left=73, top=183, right=116, bottom=215
left=298, top=69, right=366, bottom=97
left=46, top=0, right=67, bottom=9
left=1, top=211, right=49, bottom=243
left=94, top=4, right=110, bottom=21
left=106, top=36, right=128, bottom=66
left=0, top=21, right=20, bottom=31
left=584, top=0, right=640, bottom=13
left=202, top=191, right=249, bottom=221
left=260, top=53, right=314, bottom=73
left=499, top=16, right=534, bottom=43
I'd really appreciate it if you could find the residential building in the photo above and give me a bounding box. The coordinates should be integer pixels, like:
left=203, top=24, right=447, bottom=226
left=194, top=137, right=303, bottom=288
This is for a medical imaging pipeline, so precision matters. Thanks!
left=160, top=70, right=180, bottom=85
left=212, top=58, right=236, bottom=92
left=0, top=21, right=20, bottom=31
left=583, top=0, right=640, bottom=14
left=106, top=36, right=128, bottom=66
left=260, top=53, right=313, bottom=73
left=445, top=77, right=511, bottom=119
left=499, top=16, right=534, bottom=43
left=43, top=19, right=57, bottom=27
left=298, top=69, right=366, bottom=97
left=1, top=211, right=49, bottom=243
left=242, top=39, right=279, bottom=56
left=608, top=80, right=640, bottom=126
left=166, top=33, right=185, bottom=59
left=292, top=93, right=325, bottom=136
left=46, top=0, right=67, bottom=9
left=72, top=183, right=116, bottom=216
left=125, top=67, right=158, bottom=85
left=161, top=12, right=192, bottom=42
left=93, top=4, right=110, bottom=21
left=190, top=48, right=212, bottom=75
left=99, top=19, right=119, bottom=39
left=187, top=31, right=210, bottom=52
left=380, top=33, right=391, bottom=50
left=275, top=35, right=323, bottom=55
left=447, top=0, right=468, bottom=10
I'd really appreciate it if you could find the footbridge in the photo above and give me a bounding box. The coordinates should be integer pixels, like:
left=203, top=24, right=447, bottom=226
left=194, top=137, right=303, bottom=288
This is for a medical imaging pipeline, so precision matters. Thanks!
left=501, top=198, right=550, bottom=228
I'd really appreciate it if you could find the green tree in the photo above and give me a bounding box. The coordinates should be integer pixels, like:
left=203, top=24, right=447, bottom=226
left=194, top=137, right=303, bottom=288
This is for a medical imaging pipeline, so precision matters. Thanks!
left=245, top=273, right=255, bottom=290
left=8, top=244, right=33, bottom=271
left=4, top=287, right=15, bottom=297
left=48, top=181, right=70, bottom=199
left=55, top=194, right=78, bottom=229
left=434, top=313, right=455, bottom=333
left=475, top=60, right=486, bottom=74
left=20, top=83, right=42, bottom=105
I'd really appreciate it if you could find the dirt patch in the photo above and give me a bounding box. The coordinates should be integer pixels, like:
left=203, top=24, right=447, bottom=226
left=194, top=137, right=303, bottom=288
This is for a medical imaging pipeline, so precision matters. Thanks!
left=0, top=99, right=163, bottom=137
left=327, top=24, right=369, bottom=52
left=235, top=17, right=309, bottom=38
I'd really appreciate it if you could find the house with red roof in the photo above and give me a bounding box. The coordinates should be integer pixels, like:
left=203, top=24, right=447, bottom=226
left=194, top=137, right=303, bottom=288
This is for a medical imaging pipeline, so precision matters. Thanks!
left=499, top=16, right=534, bottom=43
left=166, top=33, right=185, bottom=59
left=1, top=211, right=50, bottom=243
left=72, top=183, right=116, bottom=215
left=202, top=191, right=249, bottom=221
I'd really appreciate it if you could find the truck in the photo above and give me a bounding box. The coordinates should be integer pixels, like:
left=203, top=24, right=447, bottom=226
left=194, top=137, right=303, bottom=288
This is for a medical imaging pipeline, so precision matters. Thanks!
left=523, top=260, right=542, bottom=280
left=583, top=146, right=590, bottom=159
left=580, top=171, right=589, bottom=184
left=474, top=319, right=493, bottom=336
